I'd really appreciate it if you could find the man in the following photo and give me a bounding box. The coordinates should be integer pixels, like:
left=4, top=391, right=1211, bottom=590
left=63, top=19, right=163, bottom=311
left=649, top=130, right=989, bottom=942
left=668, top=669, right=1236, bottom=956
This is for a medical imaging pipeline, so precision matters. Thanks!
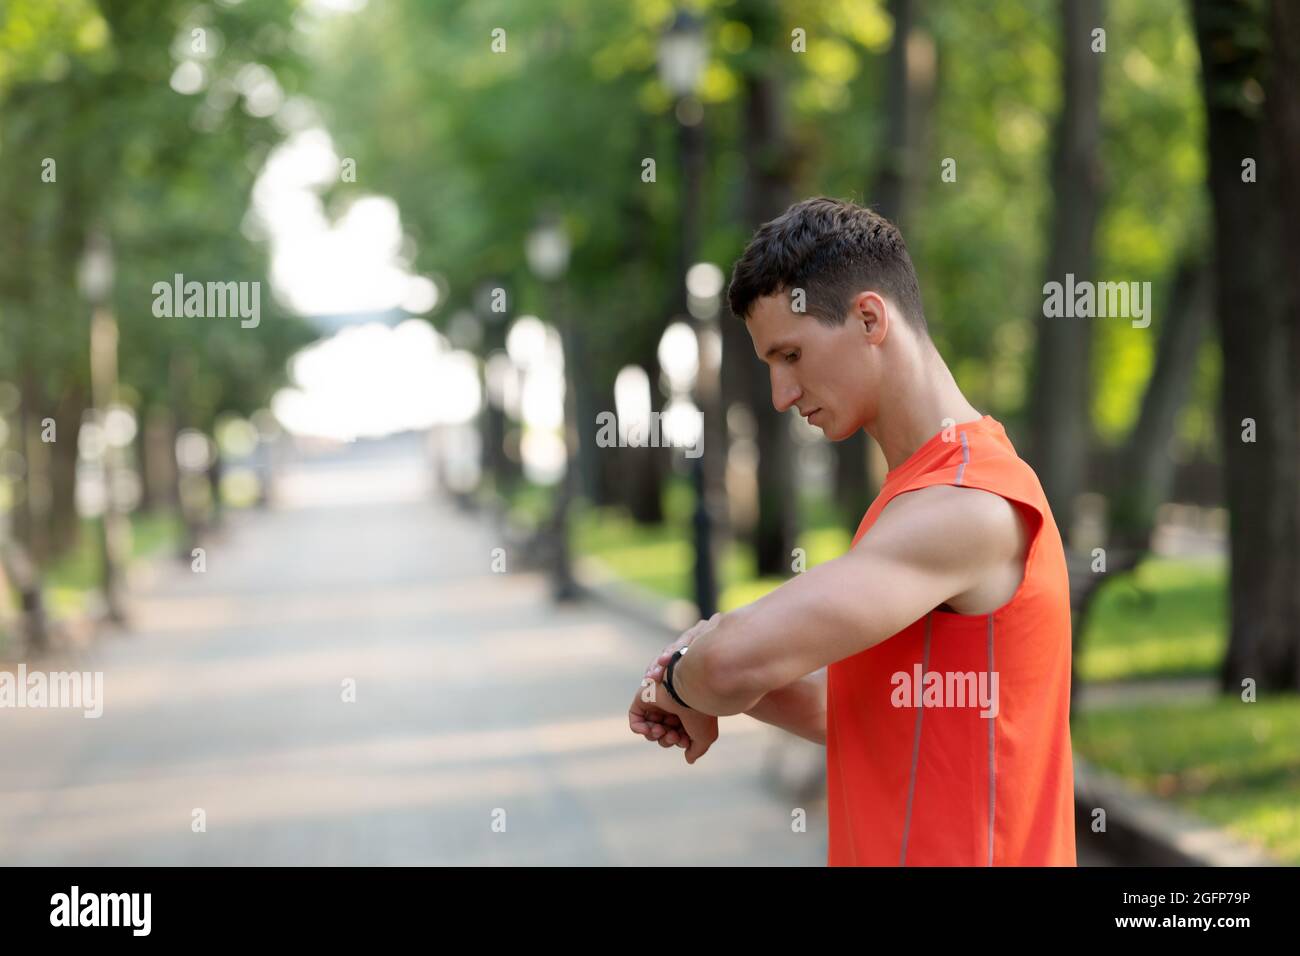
left=628, top=196, right=1075, bottom=866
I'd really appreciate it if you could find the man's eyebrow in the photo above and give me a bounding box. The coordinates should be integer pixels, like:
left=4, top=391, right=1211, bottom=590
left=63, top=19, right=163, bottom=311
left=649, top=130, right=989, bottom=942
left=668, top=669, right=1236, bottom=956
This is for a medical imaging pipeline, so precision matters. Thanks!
left=763, top=341, right=798, bottom=359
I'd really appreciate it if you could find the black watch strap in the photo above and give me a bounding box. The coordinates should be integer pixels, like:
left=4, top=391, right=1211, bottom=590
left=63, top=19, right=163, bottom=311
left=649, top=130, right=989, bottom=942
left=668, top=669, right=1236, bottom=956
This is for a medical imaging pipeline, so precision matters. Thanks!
left=664, top=646, right=693, bottom=710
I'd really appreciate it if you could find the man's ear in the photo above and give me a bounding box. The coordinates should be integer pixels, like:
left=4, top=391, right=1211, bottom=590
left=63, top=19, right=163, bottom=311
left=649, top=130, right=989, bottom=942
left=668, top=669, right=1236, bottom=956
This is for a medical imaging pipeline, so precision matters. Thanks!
left=852, top=291, right=889, bottom=344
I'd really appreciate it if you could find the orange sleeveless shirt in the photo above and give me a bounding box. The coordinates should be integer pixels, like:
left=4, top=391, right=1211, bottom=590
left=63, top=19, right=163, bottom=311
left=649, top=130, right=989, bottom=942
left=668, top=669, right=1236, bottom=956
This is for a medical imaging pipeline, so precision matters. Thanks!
left=826, top=415, right=1076, bottom=866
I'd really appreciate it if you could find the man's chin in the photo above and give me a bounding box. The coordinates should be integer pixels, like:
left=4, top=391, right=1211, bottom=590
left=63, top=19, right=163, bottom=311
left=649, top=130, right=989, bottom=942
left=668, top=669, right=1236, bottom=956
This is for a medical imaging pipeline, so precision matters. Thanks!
left=823, top=420, right=859, bottom=442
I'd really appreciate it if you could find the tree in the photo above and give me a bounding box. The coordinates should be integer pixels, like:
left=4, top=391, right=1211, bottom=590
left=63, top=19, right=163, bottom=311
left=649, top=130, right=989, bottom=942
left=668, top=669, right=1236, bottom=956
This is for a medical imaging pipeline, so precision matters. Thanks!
left=833, top=0, right=936, bottom=532
left=1192, top=0, right=1300, bottom=691
left=1027, top=0, right=1103, bottom=541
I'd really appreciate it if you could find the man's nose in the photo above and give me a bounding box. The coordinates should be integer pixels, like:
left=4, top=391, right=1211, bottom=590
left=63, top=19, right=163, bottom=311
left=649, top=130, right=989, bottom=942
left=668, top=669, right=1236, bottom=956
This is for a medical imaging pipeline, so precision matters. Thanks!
left=771, top=369, right=801, bottom=413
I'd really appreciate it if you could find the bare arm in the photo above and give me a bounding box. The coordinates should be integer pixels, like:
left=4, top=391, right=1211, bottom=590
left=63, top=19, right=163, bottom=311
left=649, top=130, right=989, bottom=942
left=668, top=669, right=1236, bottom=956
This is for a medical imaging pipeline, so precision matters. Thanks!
left=670, top=485, right=1025, bottom=715
left=744, top=668, right=826, bottom=745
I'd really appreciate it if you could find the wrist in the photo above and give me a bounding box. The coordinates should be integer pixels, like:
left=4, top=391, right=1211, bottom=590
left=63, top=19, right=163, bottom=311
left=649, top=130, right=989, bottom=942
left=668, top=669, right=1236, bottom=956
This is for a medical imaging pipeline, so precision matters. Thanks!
left=663, top=647, right=694, bottom=710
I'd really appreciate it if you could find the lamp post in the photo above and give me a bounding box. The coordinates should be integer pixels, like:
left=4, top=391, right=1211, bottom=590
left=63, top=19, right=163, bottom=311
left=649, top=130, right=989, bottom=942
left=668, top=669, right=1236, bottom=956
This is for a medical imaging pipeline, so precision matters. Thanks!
left=78, top=227, right=127, bottom=625
left=525, top=217, right=579, bottom=602
left=659, top=11, right=717, bottom=619
left=659, top=11, right=708, bottom=296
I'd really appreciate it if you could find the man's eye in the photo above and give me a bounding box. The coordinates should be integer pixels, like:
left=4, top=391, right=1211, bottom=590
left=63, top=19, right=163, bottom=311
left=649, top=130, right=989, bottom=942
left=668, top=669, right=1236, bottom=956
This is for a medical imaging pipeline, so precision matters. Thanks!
left=784, top=352, right=798, bottom=363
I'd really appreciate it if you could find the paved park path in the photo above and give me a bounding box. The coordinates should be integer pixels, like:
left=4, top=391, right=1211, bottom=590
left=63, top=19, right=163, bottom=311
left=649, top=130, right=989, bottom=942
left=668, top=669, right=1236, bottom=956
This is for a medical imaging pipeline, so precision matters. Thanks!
left=0, top=437, right=825, bottom=865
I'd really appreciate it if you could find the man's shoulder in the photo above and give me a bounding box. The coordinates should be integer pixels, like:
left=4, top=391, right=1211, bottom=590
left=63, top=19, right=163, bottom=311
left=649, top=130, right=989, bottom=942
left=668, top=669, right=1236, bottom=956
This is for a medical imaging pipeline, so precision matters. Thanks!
left=871, top=483, right=1027, bottom=568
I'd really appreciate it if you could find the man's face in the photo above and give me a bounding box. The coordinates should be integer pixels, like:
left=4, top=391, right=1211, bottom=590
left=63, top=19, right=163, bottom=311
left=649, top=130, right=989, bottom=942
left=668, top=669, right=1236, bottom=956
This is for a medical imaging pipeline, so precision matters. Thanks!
left=745, top=290, right=882, bottom=440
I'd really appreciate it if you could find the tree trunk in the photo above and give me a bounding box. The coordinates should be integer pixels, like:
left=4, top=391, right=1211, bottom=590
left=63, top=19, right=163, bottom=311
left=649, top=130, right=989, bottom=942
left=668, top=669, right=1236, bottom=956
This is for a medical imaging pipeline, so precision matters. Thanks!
left=48, top=384, right=86, bottom=557
left=625, top=359, right=666, bottom=525
left=1028, top=0, right=1103, bottom=543
left=1268, top=0, right=1300, bottom=689
left=16, top=374, right=52, bottom=565
left=141, top=405, right=179, bottom=514
left=1068, top=252, right=1212, bottom=715
left=1192, top=0, right=1299, bottom=691
left=1107, top=258, right=1212, bottom=550
left=835, top=0, right=937, bottom=531
left=620, top=123, right=669, bottom=527
left=738, top=0, right=800, bottom=576
left=0, top=542, right=49, bottom=654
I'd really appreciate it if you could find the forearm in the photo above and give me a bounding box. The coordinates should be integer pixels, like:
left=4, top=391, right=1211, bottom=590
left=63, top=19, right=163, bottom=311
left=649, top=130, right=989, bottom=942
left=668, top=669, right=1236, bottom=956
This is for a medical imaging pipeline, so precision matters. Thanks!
left=743, top=667, right=827, bottom=745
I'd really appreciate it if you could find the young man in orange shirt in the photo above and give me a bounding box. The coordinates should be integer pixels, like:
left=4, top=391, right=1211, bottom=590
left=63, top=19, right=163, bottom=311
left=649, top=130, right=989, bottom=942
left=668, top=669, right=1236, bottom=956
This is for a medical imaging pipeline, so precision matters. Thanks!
left=629, top=196, right=1075, bottom=866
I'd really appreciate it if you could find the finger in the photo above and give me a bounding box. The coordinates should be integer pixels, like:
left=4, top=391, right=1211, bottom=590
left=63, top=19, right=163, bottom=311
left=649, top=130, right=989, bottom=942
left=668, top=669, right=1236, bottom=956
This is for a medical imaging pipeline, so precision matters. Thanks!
left=631, top=705, right=664, bottom=729
left=631, top=710, right=656, bottom=733
left=652, top=640, right=686, bottom=668
left=684, top=731, right=714, bottom=764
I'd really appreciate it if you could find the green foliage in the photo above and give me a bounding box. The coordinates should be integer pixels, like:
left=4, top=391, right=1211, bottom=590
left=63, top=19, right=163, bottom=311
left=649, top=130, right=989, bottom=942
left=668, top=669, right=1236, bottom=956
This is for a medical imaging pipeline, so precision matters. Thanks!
left=312, top=0, right=1210, bottom=451
left=572, top=473, right=850, bottom=606
left=1074, top=695, right=1300, bottom=863
left=1092, top=0, right=1208, bottom=442
left=1080, top=556, right=1227, bottom=681
left=1, top=0, right=314, bottom=427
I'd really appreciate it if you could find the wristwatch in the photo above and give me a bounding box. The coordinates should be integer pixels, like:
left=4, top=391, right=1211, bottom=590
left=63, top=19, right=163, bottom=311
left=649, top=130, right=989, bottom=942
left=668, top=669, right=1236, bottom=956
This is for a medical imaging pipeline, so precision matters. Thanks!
left=664, top=645, right=693, bottom=710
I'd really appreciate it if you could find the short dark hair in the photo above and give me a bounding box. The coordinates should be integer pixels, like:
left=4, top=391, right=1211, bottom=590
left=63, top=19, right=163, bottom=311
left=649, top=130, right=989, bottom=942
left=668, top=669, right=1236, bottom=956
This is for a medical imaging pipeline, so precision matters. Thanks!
left=726, top=196, right=927, bottom=333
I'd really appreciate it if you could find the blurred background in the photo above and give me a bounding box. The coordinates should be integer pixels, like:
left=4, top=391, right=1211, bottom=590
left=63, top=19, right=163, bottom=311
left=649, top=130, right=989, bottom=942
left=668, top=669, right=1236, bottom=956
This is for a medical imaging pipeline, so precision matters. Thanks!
left=0, top=0, right=1296, bottom=866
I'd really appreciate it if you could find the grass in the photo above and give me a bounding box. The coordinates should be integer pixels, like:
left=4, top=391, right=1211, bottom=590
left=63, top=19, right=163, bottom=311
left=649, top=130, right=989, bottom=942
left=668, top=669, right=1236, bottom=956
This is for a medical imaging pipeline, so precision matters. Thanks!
left=0, top=511, right=181, bottom=654
left=1073, top=696, right=1300, bottom=864
left=43, top=513, right=183, bottom=617
left=1077, top=556, right=1226, bottom=682
left=570, top=474, right=852, bottom=611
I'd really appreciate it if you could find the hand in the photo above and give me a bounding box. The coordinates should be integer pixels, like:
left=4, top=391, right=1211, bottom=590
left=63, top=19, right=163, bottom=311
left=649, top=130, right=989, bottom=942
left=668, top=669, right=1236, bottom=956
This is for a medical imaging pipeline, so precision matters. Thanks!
left=673, top=705, right=719, bottom=764
left=628, top=692, right=691, bottom=750
left=628, top=680, right=720, bottom=764
left=643, top=613, right=722, bottom=685
left=629, top=615, right=721, bottom=751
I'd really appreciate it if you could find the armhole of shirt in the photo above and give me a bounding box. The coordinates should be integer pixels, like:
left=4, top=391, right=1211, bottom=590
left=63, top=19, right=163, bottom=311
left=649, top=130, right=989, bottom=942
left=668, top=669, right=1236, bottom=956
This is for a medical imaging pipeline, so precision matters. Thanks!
left=883, top=472, right=1049, bottom=618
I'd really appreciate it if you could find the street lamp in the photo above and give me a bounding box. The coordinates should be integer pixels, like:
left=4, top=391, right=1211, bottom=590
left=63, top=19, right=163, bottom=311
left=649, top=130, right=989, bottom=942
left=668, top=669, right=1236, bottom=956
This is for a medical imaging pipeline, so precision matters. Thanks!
left=526, top=217, right=580, bottom=602
left=659, top=11, right=718, bottom=619
left=657, top=11, right=707, bottom=99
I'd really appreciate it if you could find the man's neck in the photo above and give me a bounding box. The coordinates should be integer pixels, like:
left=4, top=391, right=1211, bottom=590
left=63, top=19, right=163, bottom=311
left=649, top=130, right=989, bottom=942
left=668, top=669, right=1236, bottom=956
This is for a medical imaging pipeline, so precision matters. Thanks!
left=865, top=342, right=983, bottom=474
